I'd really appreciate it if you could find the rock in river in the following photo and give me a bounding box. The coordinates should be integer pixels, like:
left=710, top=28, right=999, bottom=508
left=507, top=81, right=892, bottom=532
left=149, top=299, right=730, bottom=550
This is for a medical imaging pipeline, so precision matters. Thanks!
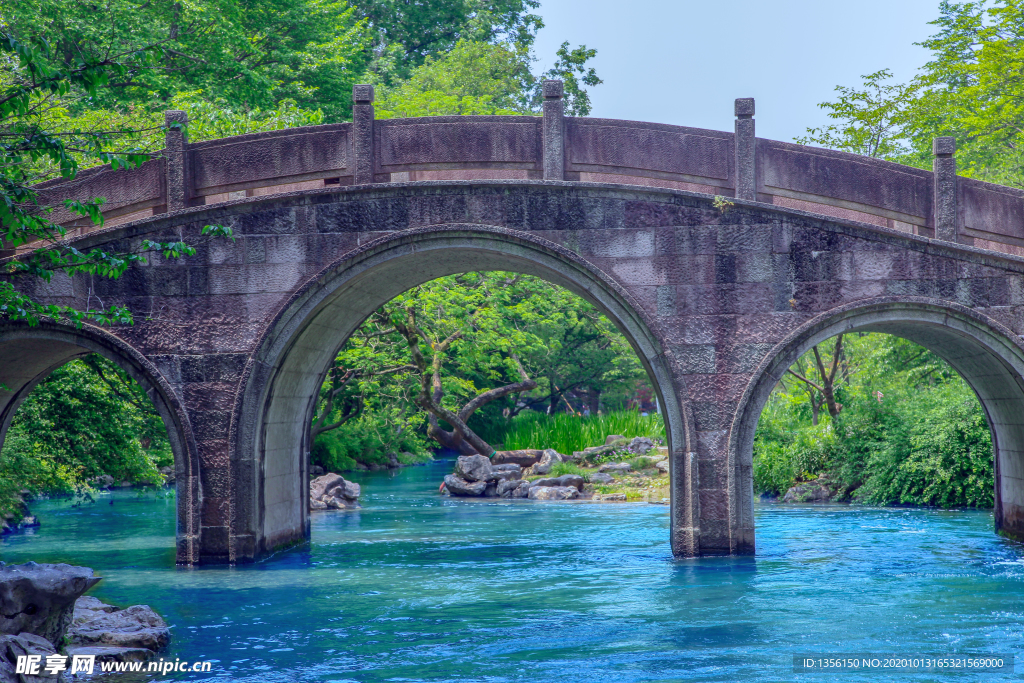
left=0, top=562, right=100, bottom=647
left=455, top=455, right=492, bottom=482
left=310, top=473, right=361, bottom=510
left=528, top=486, right=579, bottom=500
left=496, top=479, right=528, bottom=497
left=69, top=598, right=170, bottom=651
left=0, top=632, right=60, bottom=683
left=532, top=474, right=585, bottom=492
left=443, top=474, right=488, bottom=497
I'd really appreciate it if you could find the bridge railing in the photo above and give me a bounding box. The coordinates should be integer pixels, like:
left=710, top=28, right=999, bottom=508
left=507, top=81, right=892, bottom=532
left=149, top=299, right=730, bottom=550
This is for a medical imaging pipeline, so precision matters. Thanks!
left=29, top=82, right=1024, bottom=258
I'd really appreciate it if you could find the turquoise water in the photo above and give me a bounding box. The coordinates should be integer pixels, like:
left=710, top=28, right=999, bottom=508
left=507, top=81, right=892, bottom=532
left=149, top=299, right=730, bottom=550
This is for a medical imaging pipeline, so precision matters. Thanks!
left=3, top=458, right=1024, bottom=681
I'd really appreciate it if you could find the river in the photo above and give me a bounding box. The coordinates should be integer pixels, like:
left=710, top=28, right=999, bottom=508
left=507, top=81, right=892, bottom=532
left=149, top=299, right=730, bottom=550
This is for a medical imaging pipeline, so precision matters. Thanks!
left=2, top=458, right=1023, bottom=681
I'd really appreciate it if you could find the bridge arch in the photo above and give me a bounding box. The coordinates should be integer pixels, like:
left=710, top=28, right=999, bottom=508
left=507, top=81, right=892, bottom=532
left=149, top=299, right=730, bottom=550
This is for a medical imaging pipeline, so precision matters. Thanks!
left=229, top=224, right=694, bottom=560
left=0, top=321, right=201, bottom=562
left=731, top=297, right=1024, bottom=542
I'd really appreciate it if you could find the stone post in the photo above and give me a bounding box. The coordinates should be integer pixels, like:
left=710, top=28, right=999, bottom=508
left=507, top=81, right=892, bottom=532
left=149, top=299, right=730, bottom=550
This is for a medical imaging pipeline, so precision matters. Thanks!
left=734, top=98, right=756, bottom=201
left=164, top=110, right=189, bottom=211
left=933, top=136, right=958, bottom=242
left=353, top=84, right=375, bottom=185
left=542, top=80, right=565, bottom=181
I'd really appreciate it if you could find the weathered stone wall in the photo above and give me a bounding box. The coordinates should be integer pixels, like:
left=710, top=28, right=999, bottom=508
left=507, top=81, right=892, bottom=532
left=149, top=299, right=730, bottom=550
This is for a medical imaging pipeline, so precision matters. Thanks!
left=6, top=181, right=1024, bottom=564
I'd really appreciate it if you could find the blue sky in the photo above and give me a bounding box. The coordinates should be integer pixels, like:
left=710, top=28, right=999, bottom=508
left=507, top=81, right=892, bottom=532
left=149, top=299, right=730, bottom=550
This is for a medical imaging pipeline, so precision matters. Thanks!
left=532, top=0, right=940, bottom=142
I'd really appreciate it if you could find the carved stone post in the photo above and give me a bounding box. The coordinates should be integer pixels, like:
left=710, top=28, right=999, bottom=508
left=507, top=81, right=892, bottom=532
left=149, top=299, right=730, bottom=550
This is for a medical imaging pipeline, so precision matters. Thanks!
left=164, top=110, right=189, bottom=211
left=933, top=136, right=958, bottom=242
left=734, top=98, right=756, bottom=201
left=353, top=84, right=375, bottom=185
left=542, top=80, right=565, bottom=181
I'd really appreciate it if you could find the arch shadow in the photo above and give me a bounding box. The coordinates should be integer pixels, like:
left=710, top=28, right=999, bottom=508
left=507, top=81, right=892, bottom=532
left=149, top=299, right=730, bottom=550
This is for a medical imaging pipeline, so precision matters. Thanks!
left=0, top=321, right=200, bottom=563
left=729, top=297, right=1024, bottom=548
left=229, top=224, right=694, bottom=561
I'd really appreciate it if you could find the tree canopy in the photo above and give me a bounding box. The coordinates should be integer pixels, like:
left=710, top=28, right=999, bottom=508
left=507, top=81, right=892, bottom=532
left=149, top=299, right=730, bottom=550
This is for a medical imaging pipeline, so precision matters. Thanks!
left=798, top=0, right=1024, bottom=188
left=309, top=272, right=650, bottom=469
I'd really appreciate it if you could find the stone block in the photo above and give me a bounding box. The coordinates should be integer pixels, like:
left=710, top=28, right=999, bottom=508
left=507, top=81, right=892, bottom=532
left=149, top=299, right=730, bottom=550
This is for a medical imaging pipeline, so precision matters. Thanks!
left=670, top=344, right=717, bottom=374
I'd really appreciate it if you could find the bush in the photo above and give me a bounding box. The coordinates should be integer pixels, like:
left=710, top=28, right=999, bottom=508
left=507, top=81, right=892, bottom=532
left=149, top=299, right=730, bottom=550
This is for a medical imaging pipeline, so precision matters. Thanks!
left=753, top=359, right=994, bottom=508
left=311, top=409, right=432, bottom=473
left=501, top=410, right=664, bottom=454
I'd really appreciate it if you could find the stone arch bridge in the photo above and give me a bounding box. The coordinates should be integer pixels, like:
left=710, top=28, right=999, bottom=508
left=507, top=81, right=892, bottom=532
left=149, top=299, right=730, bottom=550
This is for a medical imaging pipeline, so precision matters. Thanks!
left=8, top=83, right=1024, bottom=564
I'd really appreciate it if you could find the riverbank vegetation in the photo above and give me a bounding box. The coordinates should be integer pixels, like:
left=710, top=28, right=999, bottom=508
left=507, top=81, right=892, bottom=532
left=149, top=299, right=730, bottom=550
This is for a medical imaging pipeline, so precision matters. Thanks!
left=0, top=356, right=172, bottom=520
left=754, top=333, right=993, bottom=508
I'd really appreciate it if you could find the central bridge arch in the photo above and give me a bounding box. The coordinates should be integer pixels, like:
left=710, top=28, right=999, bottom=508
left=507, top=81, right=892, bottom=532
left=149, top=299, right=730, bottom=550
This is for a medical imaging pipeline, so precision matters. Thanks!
left=229, top=225, right=693, bottom=559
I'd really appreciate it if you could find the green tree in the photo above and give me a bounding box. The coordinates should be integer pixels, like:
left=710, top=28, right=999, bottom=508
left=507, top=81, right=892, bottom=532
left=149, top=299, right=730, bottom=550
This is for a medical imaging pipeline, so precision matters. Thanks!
left=351, top=0, right=543, bottom=82
left=0, top=26, right=235, bottom=327
left=799, top=0, right=1024, bottom=188
left=0, top=355, right=171, bottom=511
left=4, top=0, right=374, bottom=122
left=375, top=40, right=533, bottom=116
left=312, top=272, right=648, bottom=461
left=375, top=38, right=602, bottom=118
left=753, top=333, right=994, bottom=508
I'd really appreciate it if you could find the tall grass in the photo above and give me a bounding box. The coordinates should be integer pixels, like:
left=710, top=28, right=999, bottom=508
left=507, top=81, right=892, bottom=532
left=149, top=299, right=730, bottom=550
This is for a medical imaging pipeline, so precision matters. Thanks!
left=501, top=410, right=665, bottom=454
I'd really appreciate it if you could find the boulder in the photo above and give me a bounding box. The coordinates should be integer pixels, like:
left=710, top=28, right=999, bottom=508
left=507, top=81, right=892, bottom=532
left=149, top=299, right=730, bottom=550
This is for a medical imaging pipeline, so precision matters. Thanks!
left=491, top=450, right=543, bottom=468
left=483, top=482, right=499, bottom=498
left=454, top=455, right=493, bottom=482
left=72, top=596, right=116, bottom=619
left=310, top=474, right=346, bottom=500
left=783, top=478, right=833, bottom=503
left=655, top=460, right=670, bottom=473
left=605, top=434, right=626, bottom=445
left=594, top=493, right=627, bottom=502
left=581, top=444, right=620, bottom=460
left=530, top=449, right=564, bottom=475
left=507, top=481, right=532, bottom=498
left=310, top=465, right=325, bottom=476
left=528, top=486, right=579, bottom=500
left=90, top=474, right=115, bottom=489
left=443, top=474, right=487, bottom=497
left=542, top=448, right=564, bottom=462
left=326, top=480, right=360, bottom=501
left=492, top=463, right=523, bottom=478
left=19, top=516, right=39, bottom=529
left=598, top=462, right=632, bottom=474
left=532, top=474, right=585, bottom=492
left=0, top=563, right=100, bottom=647
left=628, top=437, right=655, bottom=455
left=496, top=479, right=522, bottom=497
left=310, top=473, right=360, bottom=511
left=69, top=602, right=170, bottom=651
left=0, top=632, right=59, bottom=683
left=590, top=472, right=615, bottom=485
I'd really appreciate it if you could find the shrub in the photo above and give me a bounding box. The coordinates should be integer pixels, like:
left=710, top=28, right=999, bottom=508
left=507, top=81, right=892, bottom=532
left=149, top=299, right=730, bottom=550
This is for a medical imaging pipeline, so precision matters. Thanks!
left=311, top=409, right=432, bottom=473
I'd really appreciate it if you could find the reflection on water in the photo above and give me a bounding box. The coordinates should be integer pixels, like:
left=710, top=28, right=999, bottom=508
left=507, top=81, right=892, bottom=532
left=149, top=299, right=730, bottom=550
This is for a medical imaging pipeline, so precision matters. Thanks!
left=2, top=459, right=1023, bottom=681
